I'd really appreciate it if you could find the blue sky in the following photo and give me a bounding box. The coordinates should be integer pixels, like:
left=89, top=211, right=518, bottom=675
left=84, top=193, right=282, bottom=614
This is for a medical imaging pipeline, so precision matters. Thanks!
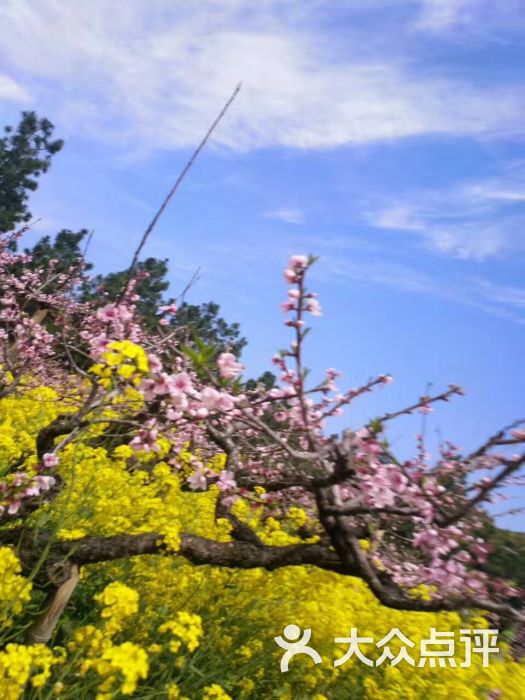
left=0, top=1, right=524, bottom=528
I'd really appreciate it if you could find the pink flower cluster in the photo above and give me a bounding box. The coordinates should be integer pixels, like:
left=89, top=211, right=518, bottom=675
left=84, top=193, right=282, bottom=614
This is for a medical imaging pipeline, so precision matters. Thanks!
left=0, top=236, right=523, bottom=610
left=139, top=361, right=239, bottom=425
left=0, top=467, right=56, bottom=518
left=217, top=352, right=244, bottom=380
left=280, top=255, right=322, bottom=326
left=85, top=302, right=143, bottom=358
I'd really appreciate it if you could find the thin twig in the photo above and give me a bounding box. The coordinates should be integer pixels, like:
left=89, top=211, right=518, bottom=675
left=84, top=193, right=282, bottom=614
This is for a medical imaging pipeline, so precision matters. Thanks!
left=82, top=229, right=94, bottom=258
left=177, top=267, right=201, bottom=304
left=118, top=83, right=242, bottom=302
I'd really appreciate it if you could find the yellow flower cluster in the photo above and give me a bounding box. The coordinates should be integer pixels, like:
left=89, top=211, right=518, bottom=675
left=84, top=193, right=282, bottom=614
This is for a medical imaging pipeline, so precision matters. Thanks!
left=51, top=442, right=181, bottom=552
left=73, top=633, right=148, bottom=697
left=94, top=582, right=139, bottom=636
left=68, top=585, right=148, bottom=696
left=231, top=496, right=317, bottom=546
left=0, top=548, right=32, bottom=628
left=167, top=683, right=190, bottom=700
left=0, top=643, right=59, bottom=699
left=159, top=611, right=203, bottom=653
left=202, top=683, right=233, bottom=700
left=1, top=388, right=525, bottom=698
left=65, top=586, right=204, bottom=697
left=89, top=340, right=149, bottom=388
left=0, top=386, right=65, bottom=469
left=97, top=642, right=148, bottom=695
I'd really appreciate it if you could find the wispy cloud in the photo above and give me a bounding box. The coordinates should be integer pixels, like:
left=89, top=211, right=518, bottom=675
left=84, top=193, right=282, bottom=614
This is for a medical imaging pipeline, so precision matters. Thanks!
left=415, top=0, right=484, bottom=31
left=367, top=172, right=525, bottom=260
left=142, top=227, right=525, bottom=325
left=471, top=279, right=525, bottom=310
left=264, top=208, right=305, bottom=224
left=0, top=1, right=523, bottom=153
left=466, top=183, right=525, bottom=203
left=414, top=0, right=525, bottom=34
left=0, top=74, right=29, bottom=102
left=322, top=255, right=525, bottom=324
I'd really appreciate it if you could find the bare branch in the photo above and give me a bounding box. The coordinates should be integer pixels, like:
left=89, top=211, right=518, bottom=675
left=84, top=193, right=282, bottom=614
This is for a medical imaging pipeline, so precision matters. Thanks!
left=118, top=84, right=241, bottom=301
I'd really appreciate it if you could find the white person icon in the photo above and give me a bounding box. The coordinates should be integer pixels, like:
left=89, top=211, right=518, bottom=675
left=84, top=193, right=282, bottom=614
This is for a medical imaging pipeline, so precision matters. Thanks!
left=274, top=624, right=323, bottom=672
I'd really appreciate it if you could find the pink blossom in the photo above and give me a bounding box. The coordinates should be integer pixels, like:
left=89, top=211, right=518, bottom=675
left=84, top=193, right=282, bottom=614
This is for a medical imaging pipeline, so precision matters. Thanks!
left=288, top=255, right=308, bottom=270
left=7, top=501, right=20, bottom=515
left=140, top=378, right=157, bottom=401
left=147, top=353, right=163, bottom=373
left=272, top=354, right=285, bottom=368
left=35, top=475, right=56, bottom=491
left=170, top=390, right=189, bottom=411
left=386, top=468, right=408, bottom=493
left=216, top=393, right=235, bottom=412
left=96, top=304, right=133, bottom=323
left=89, top=334, right=110, bottom=356
left=151, top=373, right=173, bottom=396
left=217, top=352, right=244, bottom=380
left=326, top=368, right=342, bottom=379
left=200, top=387, right=221, bottom=410
left=117, top=305, right=134, bottom=321
left=280, top=301, right=295, bottom=313
left=187, top=470, right=207, bottom=491
left=217, top=470, right=236, bottom=491
left=42, top=453, right=59, bottom=468
left=130, top=428, right=160, bottom=453
left=24, top=486, right=40, bottom=497
left=305, top=298, right=322, bottom=316
left=97, top=305, right=119, bottom=322
left=283, top=268, right=298, bottom=283
left=171, top=372, right=192, bottom=392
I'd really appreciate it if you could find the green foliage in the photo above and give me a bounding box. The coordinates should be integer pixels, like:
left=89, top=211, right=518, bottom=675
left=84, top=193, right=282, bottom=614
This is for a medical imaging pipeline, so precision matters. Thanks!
left=25, top=228, right=92, bottom=274
left=82, top=257, right=171, bottom=330
left=486, top=527, right=525, bottom=588
left=0, top=111, right=63, bottom=233
left=173, top=301, right=247, bottom=357
left=245, top=371, right=277, bottom=392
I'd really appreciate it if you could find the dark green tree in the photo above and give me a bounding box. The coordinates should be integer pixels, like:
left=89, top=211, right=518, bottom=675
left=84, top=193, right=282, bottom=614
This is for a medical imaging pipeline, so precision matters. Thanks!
left=483, top=523, right=525, bottom=588
left=0, top=111, right=63, bottom=233
left=82, top=257, right=171, bottom=331
left=25, top=228, right=92, bottom=275
left=8, top=229, right=92, bottom=321
left=245, top=371, right=276, bottom=391
left=173, top=301, right=247, bottom=357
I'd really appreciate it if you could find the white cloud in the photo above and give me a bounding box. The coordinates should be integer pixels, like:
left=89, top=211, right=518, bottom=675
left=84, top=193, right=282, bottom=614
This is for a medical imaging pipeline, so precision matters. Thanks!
left=472, top=280, right=525, bottom=309
left=324, top=256, right=525, bottom=324
left=0, top=74, right=29, bottom=102
left=415, top=0, right=481, bottom=31
left=264, top=208, right=305, bottom=224
left=322, top=256, right=435, bottom=293
left=466, top=184, right=525, bottom=203
left=367, top=173, right=525, bottom=260
left=0, top=0, right=523, bottom=152
left=414, top=0, right=525, bottom=33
